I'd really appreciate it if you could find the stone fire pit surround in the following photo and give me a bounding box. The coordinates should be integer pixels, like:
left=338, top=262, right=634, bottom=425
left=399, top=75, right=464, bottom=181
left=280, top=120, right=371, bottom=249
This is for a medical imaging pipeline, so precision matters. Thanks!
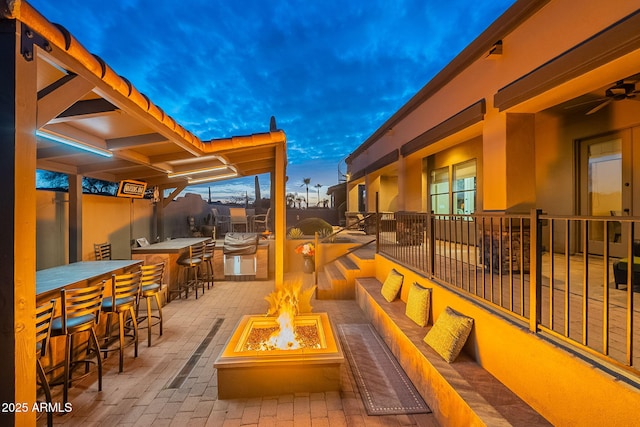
left=213, top=280, right=344, bottom=398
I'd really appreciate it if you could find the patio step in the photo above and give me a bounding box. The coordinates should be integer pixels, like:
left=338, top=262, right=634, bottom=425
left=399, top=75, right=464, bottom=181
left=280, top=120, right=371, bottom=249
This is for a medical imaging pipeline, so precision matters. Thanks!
left=349, top=249, right=376, bottom=276
left=316, top=243, right=377, bottom=300
left=317, top=255, right=370, bottom=300
left=318, top=263, right=349, bottom=299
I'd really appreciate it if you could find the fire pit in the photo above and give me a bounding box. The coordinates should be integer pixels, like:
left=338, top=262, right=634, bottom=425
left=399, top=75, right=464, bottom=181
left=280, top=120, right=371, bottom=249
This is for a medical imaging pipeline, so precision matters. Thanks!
left=214, top=312, right=343, bottom=398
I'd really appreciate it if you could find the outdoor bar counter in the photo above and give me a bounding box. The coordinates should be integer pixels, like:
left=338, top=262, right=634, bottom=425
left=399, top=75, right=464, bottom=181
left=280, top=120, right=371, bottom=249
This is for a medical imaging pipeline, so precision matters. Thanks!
left=131, top=237, right=211, bottom=298
left=36, top=259, right=143, bottom=303
left=35, top=259, right=144, bottom=379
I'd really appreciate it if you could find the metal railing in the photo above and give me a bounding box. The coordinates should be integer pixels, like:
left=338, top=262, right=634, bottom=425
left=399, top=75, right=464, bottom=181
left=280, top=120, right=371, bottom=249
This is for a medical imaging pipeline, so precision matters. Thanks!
left=312, top=214, right=376, bottom=284
left=376, top=209, right=640, bottom=377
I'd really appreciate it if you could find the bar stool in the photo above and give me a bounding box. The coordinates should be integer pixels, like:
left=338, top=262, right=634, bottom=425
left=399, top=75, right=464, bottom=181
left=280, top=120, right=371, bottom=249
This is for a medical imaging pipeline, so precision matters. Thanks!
left=50, top=283, right=105, bottom=404
left=201, top=241, right=216, bottom=289
left=137, top=262, right=165, bottom=347
left=36, top=299, right=56, bottom=427
left=101, top=271, right=140, bottom=373
left=176, top=244, right=205, bottom=299
left=94, top=242, right=112, bottom=260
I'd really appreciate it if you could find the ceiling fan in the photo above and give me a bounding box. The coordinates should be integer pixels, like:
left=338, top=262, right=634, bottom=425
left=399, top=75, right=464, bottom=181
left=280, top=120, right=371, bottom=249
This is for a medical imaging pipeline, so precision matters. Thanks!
left=568, top=79, right=640, bottom=115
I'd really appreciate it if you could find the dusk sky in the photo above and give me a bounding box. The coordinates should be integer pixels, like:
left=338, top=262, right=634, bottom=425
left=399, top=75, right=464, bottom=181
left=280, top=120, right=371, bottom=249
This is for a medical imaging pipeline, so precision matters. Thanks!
left=30, top=0, right=515, bottom=205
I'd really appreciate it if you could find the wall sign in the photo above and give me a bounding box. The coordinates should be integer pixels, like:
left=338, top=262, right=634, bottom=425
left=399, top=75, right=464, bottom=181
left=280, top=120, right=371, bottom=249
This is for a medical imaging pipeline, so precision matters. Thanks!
left=117, top=180, right=147, bottom=198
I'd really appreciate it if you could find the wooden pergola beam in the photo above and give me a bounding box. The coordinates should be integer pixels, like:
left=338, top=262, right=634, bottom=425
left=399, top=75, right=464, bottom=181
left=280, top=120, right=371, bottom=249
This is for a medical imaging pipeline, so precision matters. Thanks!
left=0, top=18, right=38, bottom=426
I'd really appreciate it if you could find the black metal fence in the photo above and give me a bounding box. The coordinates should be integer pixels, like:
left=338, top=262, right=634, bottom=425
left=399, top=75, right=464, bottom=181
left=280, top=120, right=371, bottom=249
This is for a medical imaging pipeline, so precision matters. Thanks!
left=375, top=209, right=640, bottom=377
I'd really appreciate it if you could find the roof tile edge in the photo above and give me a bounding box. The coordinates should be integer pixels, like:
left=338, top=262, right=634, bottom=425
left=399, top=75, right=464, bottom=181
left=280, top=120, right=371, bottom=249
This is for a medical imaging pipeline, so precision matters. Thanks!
left=7, top=0, right=203, bottom=153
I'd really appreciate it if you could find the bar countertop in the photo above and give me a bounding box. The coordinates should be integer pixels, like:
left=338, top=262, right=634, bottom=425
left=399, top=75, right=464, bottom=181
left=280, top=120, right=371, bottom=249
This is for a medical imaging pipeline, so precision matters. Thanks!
left=130, top=237, right=211, bottom=254
left=36, top=260, right=143, bottom=297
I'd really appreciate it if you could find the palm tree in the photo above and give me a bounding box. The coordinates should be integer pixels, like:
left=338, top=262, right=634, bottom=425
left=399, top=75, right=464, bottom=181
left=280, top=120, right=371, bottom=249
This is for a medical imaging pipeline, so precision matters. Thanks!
left=314, top=183, right=322, bottom=206
left=303, top=178, right=311, bottom=209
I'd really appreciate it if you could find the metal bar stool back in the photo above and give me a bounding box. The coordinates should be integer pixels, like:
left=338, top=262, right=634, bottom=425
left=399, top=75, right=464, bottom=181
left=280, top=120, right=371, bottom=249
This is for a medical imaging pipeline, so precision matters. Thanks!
left=202, top=241, right=216, bottom=289
left=94, top=242, right=112, bottom=260
left=176, top=244, right=205, bottom=299
left=138, top=262, right=165, bottom=346
left=36, top=299, right=56, bottom=427
left=50, top=282, right=105, bottom=404
left=101, top=271, right=141, bottom=372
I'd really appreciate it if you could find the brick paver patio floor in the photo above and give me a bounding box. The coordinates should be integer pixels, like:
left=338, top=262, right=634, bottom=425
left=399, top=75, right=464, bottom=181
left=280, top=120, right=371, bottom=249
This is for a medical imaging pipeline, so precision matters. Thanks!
left=40, top=275, right=438, bottom=426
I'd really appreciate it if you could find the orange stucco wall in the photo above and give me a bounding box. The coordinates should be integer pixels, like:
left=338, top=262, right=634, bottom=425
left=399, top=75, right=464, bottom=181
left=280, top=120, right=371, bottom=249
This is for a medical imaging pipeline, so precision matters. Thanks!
left=375, top=254, right=640, bottom=425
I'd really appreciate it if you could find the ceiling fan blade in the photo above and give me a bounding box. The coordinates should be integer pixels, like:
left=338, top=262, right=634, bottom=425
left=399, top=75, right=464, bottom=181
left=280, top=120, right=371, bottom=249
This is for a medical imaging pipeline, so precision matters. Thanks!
left=586, top=98, right=613, bottom=115
left=564, top=97, right=607, bottom=109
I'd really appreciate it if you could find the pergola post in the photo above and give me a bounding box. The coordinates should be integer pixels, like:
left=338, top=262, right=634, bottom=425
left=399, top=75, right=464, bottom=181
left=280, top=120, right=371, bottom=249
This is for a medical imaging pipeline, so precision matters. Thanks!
left=69, top=173, right=83, bottom=262
left=274, top=142, right=286, bottom=285
left=0, top=18, right=38, bottom=426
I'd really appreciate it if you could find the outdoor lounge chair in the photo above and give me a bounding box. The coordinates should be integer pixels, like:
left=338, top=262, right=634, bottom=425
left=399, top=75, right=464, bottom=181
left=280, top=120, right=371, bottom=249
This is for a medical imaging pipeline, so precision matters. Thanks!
left=252, top=207, right=271, bottom=232
left=229, top=208, right=248, bottom=232
left=612, top=241, right=640, bottom=291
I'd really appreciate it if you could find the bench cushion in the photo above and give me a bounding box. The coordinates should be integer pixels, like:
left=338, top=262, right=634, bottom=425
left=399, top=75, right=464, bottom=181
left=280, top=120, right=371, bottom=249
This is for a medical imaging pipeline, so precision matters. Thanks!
left=381, top=269, right=403, bottom=302
left=405, top=282, right=431, bottom=327
left=424, top=306, right=473, bottom=363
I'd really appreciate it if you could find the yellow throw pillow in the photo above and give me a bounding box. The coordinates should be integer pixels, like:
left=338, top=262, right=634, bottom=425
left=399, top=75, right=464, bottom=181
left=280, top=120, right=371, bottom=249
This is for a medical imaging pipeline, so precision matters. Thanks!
left=423, top=306, right=473, bottom=363
left=405, top=282, right=431, bottom=327
left=380, top=269, right=404, bottom=302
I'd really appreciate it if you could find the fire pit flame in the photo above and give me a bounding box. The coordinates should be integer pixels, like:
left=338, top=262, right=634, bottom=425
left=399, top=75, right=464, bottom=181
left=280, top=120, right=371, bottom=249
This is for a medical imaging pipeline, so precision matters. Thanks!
left=257, top=280, right=316, bottom=351
left=263, top=311, right=300, bottom=350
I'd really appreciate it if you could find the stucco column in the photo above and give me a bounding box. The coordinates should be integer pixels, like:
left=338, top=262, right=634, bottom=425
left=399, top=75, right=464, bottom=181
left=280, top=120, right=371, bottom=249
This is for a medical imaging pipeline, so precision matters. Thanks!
left=396, top=155, right=406, bottom=211
left=365, top=174, right=373, bottom=212
left=403, top=155, right=423, bottom=212
left=482, top=112, right=536, bottom=212
left=0, top=19, right=37, bottom=426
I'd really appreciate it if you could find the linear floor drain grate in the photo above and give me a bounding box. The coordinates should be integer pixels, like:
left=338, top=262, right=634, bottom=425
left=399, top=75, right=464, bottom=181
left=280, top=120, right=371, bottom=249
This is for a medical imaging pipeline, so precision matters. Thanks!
left=166, top=317, right=224, bottom=389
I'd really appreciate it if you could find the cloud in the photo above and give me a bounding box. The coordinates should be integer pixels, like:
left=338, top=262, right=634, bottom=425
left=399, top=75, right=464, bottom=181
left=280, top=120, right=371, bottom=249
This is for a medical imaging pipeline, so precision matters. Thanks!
left=30, top=0, right=515, bottom=200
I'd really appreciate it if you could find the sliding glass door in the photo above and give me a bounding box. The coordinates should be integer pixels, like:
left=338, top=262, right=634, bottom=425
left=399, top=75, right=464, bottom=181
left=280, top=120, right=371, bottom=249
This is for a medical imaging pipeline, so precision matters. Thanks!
left=579, top=131, right=631, bottom=256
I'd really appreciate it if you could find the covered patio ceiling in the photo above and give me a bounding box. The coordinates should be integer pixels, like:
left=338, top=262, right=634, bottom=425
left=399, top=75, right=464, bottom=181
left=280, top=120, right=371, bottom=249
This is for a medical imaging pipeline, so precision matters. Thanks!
left=0, top=4, right=279, bottom=424
left=11, top=1, right=285, bottom=192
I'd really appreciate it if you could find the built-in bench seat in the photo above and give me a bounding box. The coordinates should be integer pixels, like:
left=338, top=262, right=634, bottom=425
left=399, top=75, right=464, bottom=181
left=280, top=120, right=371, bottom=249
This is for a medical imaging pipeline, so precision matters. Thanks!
left=355, top=277, right=550, bottom=426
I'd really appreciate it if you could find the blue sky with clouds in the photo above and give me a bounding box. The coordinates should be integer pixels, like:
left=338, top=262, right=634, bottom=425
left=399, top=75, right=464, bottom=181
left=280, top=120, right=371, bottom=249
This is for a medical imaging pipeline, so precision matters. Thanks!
left=29, top=0, right=514, bottom=205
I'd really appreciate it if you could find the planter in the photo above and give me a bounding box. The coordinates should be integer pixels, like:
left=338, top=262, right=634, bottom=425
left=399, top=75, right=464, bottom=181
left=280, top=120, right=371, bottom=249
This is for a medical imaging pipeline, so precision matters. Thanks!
left=303, top=256, right=315, bottom=274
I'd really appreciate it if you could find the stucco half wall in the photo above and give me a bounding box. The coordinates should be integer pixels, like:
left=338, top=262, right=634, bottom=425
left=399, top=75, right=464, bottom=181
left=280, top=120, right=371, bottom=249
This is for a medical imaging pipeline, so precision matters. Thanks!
left=374, top=254, right=639, bottom=426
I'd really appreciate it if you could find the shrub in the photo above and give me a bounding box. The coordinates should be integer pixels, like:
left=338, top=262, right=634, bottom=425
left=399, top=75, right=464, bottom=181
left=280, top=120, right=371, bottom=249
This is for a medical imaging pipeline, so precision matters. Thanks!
left=295, top=217, right=333, bottom=236
left=319, top=228, right=336, bottom=242
left=287, top=227, right=304, bottom=239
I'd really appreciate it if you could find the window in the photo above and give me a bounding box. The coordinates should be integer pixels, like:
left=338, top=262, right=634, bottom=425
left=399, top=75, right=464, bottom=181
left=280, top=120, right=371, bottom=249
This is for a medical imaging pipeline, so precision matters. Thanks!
left=429, top=159, right=477, bottom=215
left=430, top=167, right=449, bottom=214
left=453, top=160, right=476, bottom=214
left=358, top=184, right=366, bottom=212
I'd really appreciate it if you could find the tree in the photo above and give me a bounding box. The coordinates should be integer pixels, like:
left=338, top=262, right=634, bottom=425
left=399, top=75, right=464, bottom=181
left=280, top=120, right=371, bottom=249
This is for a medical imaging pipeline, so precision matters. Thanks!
left=302, top=178, right=311, bottom=209
left=286, top=193, right=297, bottom=208
left=36, top=170, right=68, bottom=190
left=254, top=176, right=262, bottom=211
left=314, top=183, right=322, bottom=206
left=83, top=177, right=118, bottom=194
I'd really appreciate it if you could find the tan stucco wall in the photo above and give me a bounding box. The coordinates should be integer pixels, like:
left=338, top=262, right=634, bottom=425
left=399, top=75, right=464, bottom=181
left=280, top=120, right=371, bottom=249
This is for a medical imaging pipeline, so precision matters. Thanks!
left=375, top=254, right=640, bottom=426
left=348, top=0, right=640, bottom=215
left=346, top=179, right=363, bottom=213
left=36, top=190, right=153, bottom=268
left=36, top=191, right=68, bottom=269
left=379, top=175, right=398, bottom=212
left=83, top=194, right=137, bottom=260
left=535, top=107, right=640, bottom=217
